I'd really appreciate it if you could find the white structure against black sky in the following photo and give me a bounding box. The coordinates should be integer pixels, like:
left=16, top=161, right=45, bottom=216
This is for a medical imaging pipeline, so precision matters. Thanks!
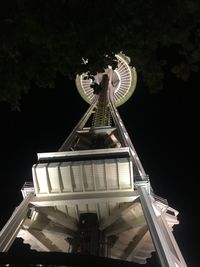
left=0, top=54, right=187, bottom=267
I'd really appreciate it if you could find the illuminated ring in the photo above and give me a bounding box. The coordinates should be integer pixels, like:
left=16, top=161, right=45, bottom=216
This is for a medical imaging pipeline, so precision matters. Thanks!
left=75, top=53, right=137, bottom=107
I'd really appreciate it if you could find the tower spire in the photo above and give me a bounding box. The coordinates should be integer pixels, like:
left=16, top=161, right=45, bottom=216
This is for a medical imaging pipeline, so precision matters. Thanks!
left=0, top=53, right=187, bottom=267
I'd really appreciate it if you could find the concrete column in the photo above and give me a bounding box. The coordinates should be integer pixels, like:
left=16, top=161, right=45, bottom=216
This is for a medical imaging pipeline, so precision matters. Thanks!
left=0, top=193, right=34, bottom=252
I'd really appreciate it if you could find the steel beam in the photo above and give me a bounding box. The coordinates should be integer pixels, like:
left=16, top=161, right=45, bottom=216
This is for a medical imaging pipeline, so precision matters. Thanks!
left=58, top=99, right=97, bottom=151
left=105, top=214, right=145, bottom=236
left=28, top=229, right=61, bottom=251
left=30, top=191, right=139, bottom=207
left=37, top=207, right=78, bottom=232
left=121, top=225, right=148, bottom=260
left=159, top=212, right=187, bottom=267
left=0, top=193, right=33, bottom=252
left=99, top=198, right=139, bottom=230
left=138, top=186, right=184, bottom=267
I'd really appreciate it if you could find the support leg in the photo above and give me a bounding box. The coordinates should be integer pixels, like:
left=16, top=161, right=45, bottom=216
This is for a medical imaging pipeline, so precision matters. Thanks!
left=137, top=186, right=185, bottom=267
left=0, top=193, right=33, bottom=252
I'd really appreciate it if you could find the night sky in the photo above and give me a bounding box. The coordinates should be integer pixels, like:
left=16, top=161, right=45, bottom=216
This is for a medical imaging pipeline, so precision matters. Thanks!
left=0, top=67, right=198, bottom=266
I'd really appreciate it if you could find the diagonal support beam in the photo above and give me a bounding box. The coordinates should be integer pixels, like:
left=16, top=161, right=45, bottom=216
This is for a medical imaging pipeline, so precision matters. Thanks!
left=105, top=214, right=145, bottom=236
left=99, top=197, right=139, bottom=230
left=0, top=193, right=34, bottom=252
left=58, top=99, right=97, bottom=151
left=37, top=207, right=78, bottom=232
left=158, top=212, right=187, bottom=267
left=121, top=225, right=148, bottom=260
left=22, top=212, right=76, bottom=237
left=27, top=229, right=61, bottom=252
left=138, top=186, right=186, bottom=267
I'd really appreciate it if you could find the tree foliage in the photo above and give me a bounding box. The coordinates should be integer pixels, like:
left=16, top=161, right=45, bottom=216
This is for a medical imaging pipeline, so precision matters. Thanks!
left=0, top=0, right=200, bottom=108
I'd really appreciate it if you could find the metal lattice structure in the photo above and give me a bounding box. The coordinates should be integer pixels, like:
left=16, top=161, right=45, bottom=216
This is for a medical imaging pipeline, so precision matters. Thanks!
left=0, top=54, right=187, bottom=267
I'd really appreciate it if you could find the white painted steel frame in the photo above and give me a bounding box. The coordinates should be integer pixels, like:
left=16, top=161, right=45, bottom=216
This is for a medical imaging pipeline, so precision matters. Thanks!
left=0, top=65, right=187, bottom=266
left=30, top=190, right=139, bottom=207
left=58, top=98, right=98, bottom=151
left=138, top=186, right=187, bottom=267
left=32, top=157, right=134, bottom=196
left=0, top=186, right=187, bottom=266
left=38, top=147, right=130, bottom=161
left=0, top=193, right=34, bottom=252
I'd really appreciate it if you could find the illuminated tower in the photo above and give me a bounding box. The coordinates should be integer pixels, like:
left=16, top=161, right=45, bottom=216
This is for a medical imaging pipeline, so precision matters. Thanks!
left=0, top=54, right=187, bottom=267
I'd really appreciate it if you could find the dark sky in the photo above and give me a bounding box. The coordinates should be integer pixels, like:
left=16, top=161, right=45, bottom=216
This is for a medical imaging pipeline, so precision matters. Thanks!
left=0, top=69, right=198, bottom=266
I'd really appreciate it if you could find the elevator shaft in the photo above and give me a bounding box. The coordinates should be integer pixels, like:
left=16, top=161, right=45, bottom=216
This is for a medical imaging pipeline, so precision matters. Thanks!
left=92, top=74, right=111, bottom=127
